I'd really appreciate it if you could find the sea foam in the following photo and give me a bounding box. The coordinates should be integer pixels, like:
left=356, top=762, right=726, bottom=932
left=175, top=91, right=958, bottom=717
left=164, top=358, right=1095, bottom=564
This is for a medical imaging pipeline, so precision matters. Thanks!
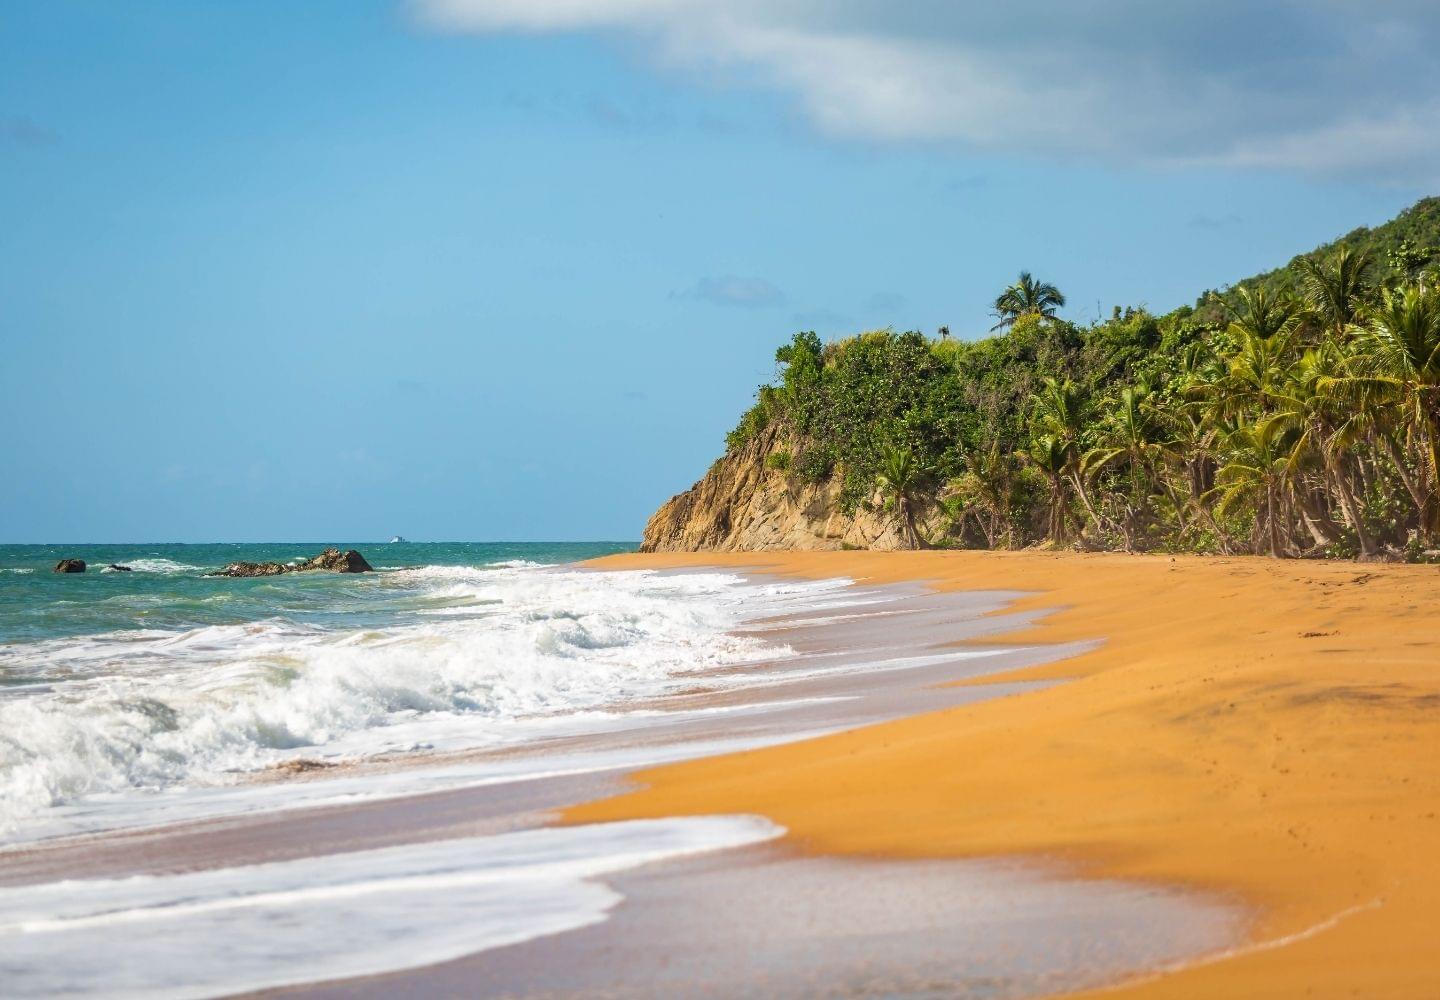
left=0, top=815, right=784, bottom=998
left=0, top=564, right=851, bottom=835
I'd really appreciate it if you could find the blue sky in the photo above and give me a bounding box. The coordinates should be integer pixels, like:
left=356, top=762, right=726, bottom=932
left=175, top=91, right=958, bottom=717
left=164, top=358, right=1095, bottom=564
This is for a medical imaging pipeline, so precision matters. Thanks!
left=2, top=1, right=1434, bottom=542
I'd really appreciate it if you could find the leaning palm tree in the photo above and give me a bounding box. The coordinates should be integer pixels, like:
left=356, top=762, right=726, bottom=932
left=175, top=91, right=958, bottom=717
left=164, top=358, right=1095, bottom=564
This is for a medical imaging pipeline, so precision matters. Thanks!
left=875, top=444, right=926, bottom=549
left=992, top=271, right=1066, bottom=330
left=1259, top=342, right=1381, bottom=558
left=1333, top=284, right=1440, bottom=533
left=1293, top=246, right=1374, bottom=339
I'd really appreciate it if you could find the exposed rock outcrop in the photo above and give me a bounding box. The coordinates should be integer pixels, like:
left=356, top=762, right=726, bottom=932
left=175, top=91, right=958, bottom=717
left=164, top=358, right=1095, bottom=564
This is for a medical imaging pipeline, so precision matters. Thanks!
left=211, top=548, right=374, bottom=578
left=296, top=548, right=374, bottom=573
left=213, top=560, right=289, bottom=578
left=640, top=425, right=942, bottom=552
left=53, top=558, right=86, bottom=573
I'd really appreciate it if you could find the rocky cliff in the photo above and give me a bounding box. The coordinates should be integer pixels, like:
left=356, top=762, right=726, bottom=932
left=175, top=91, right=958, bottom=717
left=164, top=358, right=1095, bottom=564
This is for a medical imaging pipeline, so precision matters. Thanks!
left=639, top=425, right=940, bottom=552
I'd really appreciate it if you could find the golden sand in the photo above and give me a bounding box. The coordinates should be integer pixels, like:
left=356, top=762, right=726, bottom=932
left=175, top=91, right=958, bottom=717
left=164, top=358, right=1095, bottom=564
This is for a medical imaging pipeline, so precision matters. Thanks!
left=570, top=551, right=1440, bottom=997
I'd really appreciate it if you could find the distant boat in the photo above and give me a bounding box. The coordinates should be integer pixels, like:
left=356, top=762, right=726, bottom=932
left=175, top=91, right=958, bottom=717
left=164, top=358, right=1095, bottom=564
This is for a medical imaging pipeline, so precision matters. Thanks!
left=389, top=536, right=408, bottom=544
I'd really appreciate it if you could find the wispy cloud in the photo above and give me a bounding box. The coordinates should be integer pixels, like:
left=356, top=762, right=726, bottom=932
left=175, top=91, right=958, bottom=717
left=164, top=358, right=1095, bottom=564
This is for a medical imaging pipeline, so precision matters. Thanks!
left=0, top=116, right=58, bottom=148
left=683, top=274, right=785, bottom=308
left=413, top=1, right=1440, bottom=183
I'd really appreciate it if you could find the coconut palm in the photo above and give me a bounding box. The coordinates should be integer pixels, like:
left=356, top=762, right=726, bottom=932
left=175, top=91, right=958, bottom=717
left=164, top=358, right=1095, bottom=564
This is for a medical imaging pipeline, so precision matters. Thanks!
left=1210, top=423, right=1294, bottom=558
left=992, top=272, right=1066, bottom=330
left=1020, top=433, right=1076, bottom=543
left=1336, top=284, right=1440, bottom=533
left=948, top=443, right=1021, bottom=548
left=1081, top=384, right=1169, bottom=549
left=1293, top=246, right=1374, bottom=338
left=876, top=444, right=926, bottom=549
left=1259, top=342, right=1380, bottom=557
left=1030, top=376, right=1119, bottom=537
left=1226, top=284, right=1301, bottom=342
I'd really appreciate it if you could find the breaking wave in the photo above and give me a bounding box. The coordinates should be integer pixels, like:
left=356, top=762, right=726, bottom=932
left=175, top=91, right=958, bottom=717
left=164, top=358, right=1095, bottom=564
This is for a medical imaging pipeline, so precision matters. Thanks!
left=0, top=563, right=846, bottom=834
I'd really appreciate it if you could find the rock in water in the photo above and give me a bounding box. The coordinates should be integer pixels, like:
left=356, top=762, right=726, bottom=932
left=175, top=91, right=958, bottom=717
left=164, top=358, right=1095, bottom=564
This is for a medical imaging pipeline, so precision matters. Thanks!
left=210, top=548, right=373, bottom=577
left=339, top=549, right=374, bottom=573
left=106, top=564, right=133, bottom=572
left=53, top=558, right=86, bottom=573
left=294, top=548, right=374, bottom=573
left=212, top=561, right=290, bottom=578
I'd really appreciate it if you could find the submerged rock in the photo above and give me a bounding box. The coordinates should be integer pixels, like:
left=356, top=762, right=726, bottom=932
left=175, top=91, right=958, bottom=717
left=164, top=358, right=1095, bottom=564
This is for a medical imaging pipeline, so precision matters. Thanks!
left=212, top=560, right=290, bottom=578
left=210, top=548, right=373, bottom=578
left=106, top=564, right=133, bottom=572
left=53, top=558, right=86, bottom=573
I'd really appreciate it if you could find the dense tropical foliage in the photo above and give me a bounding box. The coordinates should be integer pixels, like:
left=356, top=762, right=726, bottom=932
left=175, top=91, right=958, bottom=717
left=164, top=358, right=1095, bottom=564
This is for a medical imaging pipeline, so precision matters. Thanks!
left=725, top=198, right=1440, bottom=558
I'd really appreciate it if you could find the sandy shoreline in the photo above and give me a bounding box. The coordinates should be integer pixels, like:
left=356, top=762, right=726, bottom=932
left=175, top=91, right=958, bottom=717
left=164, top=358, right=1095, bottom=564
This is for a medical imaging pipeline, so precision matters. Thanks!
left=6, top=569, right=1248, bottom=999
left=576, top=550, right=1440, bottom=998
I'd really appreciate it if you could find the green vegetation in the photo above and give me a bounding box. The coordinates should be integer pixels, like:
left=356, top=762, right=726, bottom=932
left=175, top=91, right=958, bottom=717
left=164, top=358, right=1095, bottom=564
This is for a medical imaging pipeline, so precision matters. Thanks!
left=727, top=198, right=1440, bottom=557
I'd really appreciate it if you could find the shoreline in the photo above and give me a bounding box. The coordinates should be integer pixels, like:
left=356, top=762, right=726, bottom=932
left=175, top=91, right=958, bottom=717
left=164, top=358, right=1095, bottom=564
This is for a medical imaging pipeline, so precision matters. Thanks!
left=0, top=566, right=1247, bottom=999
left=573, top=550, right=1440, bottom=998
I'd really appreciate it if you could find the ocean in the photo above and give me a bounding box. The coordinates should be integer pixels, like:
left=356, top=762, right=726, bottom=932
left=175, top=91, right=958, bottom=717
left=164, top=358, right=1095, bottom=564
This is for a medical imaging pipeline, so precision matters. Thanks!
left=0, top=541, right=817, bottom=840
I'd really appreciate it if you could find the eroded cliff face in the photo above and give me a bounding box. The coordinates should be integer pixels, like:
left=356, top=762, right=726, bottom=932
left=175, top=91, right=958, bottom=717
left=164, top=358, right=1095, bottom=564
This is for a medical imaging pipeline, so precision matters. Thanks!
left=639, top=425, right=939, bottom=552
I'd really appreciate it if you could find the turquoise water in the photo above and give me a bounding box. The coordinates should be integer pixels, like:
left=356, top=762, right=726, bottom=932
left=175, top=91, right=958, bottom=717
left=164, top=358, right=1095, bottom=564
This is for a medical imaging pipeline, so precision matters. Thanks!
left=0, top=542, right=634, bottom=645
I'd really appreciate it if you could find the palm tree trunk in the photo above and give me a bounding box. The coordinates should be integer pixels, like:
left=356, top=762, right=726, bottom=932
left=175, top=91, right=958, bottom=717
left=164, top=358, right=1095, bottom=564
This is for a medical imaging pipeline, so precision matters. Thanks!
left=1376, top=426, right=1427, bottom=515
left=1267, top=486, right=1286, bottom=558
left=1326, top=453, right=1379, bottom=557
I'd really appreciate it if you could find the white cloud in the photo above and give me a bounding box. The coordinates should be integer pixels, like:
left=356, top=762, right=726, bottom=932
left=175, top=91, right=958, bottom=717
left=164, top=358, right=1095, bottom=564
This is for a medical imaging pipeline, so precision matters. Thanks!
left=411, top=0, right=1440, bottom=182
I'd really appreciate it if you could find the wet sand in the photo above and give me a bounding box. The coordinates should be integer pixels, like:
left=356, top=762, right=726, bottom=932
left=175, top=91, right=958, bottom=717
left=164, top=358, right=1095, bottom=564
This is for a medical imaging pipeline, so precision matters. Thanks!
left=277, top=845, right=1236, bottom=1000
left=1, top=570, right=1247, bottom=998
left=577, top=551, right=1440, bottom=999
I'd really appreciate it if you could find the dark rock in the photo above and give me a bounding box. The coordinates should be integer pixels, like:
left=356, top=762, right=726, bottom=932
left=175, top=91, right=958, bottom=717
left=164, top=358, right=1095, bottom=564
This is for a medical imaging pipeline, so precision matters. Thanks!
left=53, top=558, right=86, bottom=573
left=209, top=548, right=373, bottom=577
left=210, top=561, right=290, bottom=578
left=294, top=548, right=374, bottom=574
left=106, top=564, right=133, bottom=572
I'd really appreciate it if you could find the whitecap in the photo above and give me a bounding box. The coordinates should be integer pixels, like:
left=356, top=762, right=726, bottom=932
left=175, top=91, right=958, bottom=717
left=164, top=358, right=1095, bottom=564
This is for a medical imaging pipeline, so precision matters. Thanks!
left=0, top=565, right=848, bottom=834
left=106, top=558, right=203, bottom=575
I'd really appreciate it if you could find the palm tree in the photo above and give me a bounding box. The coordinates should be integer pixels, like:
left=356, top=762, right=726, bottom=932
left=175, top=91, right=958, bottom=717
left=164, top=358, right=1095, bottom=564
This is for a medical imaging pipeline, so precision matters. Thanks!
left=1030, top=376, right=1110, bottom=536
left=1163, top=341, right=1234, bottom=551
left=1081, top=384, right=1168, bottom=550
left=1198, top=324, right=1297, bottom=421
left=949, top=443, right=1020, bottom=548
left=1226, top=284, right=1301, bottom=342
left=1020, top=433, right=1076, bottom=544
left=1210, top=423, right=1294, bottom=558
left=1293, top=246, right=1374, bottom=338
left=1259, top=342, right=1380, bottom=557
left=876, top=444, right=926, bottom=549
left=1335, top=285, right=1440, bottom=534
left=992, top=272, right=1066, bottom=331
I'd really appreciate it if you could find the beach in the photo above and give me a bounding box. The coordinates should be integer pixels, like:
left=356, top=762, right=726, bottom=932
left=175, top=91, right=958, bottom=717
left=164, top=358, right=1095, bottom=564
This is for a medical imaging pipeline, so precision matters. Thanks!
left=579, top=550, right=1440, bottom=998
left=0, top=547, right=1434, bottom=996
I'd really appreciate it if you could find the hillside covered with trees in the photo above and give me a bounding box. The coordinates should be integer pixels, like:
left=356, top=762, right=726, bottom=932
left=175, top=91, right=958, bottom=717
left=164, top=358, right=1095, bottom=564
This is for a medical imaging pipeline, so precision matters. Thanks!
left=686, top=198, right=1440, bottom=559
